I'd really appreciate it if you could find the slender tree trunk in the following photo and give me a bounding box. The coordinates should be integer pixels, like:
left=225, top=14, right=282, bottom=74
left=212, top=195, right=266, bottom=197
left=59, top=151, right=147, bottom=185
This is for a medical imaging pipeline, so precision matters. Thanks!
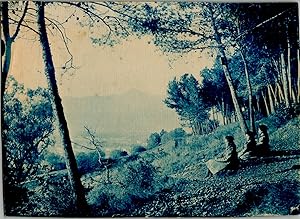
left=1, top=2, right=12, bottom=99
left=267, top=85, right=275, bottom=114
left=286, top=19, right=295, bottom=103
left=297, top=47, right=300, bottom=103
left=255, top=94, right=261, bottom=114
left=240, top=50, right=255, bottom=133
left=36, top=2, right=88, bottom=216
left=269, top=84, right=279, bottom=107
left=221, top=97, right=226, bottom=125
left=262, top=90, right=270, bottom=116
left=1, top=2, right=11, bottom=184
left=280, top=51, right=291, bottom=108
left=208, top=8, right=248, bottom=133
left=276, top=82, right=285, bottom=103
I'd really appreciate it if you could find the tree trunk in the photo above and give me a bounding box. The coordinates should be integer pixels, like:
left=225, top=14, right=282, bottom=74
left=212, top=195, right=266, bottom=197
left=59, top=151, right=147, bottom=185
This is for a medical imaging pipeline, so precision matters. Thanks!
left=267, top=85, right=275, bottom=114
left=276, top=82, right=285, bottom=103
left=36, top=2, right=88, bottom=216
left=286, top=19, right=295, bottom=103
left=1, top=2, right=11, bottom=98
left=240, top=50, right=255, bottom=133
left=221, top=97, right=226, bottom=125
left=262, top=90, right=270, bottom=116
left=269, top=84, right=279, bottom=107
left=255, top=94, right=260, bottom=114
left=297, top=47, right=300, bottom=103
left=280, top=51, right=291, bottom=108
left=209, top=8, right=248, bottom=133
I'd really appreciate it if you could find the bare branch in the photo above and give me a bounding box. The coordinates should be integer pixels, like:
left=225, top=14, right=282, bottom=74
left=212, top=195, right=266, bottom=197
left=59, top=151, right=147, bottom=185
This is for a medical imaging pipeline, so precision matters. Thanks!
left=44, top=16, right=76, bottom=71
left=11, top=1, right=29, bottom=41
left=9, top=18, right=40, bottom=35
left=71, top=141, right=96, bottom=151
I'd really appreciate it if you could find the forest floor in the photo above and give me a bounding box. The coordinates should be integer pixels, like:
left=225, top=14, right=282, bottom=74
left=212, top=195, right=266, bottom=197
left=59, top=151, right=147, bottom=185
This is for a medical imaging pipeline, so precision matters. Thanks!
left=83, top=115, right=300, bottom=217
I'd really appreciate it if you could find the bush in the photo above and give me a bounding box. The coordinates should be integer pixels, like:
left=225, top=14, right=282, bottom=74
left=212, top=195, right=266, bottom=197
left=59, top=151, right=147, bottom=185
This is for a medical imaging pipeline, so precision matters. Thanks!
left=147, top=132, right=161, bottom=148
left=130, top=145, right=147, bottom=154
left=120, top=159, right=158, bottom=199
left=76, top=151, right=103, bottom=174
left=87, top=159, right=159, bottom=216
left=110, top=150, right=128, bottom=160
left=169, top=128, right=186, bottom=139
left=9, top=174, right=75, bottom=216
left=87, top=183, right=132, bottom=215
left=45, top=153, right=66, bottom=171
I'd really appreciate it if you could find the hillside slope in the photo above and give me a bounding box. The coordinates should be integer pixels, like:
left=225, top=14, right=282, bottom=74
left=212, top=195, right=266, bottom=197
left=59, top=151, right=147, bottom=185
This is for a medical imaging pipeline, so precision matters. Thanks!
left=83, top=116, right=300, bottom=217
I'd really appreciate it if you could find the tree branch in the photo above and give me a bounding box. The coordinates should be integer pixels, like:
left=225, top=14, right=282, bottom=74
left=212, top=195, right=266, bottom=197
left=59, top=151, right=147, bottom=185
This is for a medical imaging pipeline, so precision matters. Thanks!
left=234, top=8, right=291, bottom=42
left=11, top=1, right=29, bottom=41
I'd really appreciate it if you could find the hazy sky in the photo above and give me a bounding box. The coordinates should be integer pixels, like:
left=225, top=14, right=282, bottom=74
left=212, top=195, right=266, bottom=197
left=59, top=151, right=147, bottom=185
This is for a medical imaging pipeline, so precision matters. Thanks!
left=9, top=5, right=214, bottom=98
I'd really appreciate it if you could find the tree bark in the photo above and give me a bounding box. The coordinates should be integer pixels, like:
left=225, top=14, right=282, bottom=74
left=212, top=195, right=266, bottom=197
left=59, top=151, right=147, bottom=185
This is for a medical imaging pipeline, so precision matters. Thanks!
left=221, top=97, right=226, bottom=125
left=286, top=18, right=295, bottom=103
left=36, top=2, right=88, bottom=216
left=255, top=94, right=260, bottom=114
left=208, top=6, right=248, bottom=133
left=280, top=51, right=291, bottom=108
left=269, top=84, right=278, bottom=107
left=240, top=50, right=255, bottom=133
left=276, top=82, right=285, bottom=103
left=262, top=90, right=270, bottom=116
left=297, top=47, right=300, bottom=103
left=267, top=85, right=275, bottom=114
left=1, top=1, right=29, bottom=98
left=1, top=2, right=12, bottom=100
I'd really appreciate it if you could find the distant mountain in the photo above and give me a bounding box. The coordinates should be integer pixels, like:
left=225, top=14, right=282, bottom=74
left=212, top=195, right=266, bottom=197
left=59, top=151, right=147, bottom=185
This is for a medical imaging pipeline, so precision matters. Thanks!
left=62, top=89, right=180, bottom=143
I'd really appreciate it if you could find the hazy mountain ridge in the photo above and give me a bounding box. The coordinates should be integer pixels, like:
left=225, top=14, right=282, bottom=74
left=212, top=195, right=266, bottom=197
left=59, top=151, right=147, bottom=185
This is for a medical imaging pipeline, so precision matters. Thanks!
left=62, top=89, right=180, bottom=141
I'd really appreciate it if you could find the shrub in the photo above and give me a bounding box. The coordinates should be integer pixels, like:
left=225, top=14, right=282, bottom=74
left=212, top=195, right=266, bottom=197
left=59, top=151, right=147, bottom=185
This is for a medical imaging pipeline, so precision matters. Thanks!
left=161, top=132, right=172, bottom=144
left=87, top=183, right=132, bottom=215
left=45, top=152, right=66, bottom=171
left=147, top=132, right=161, bottom=148
left=12, top=174, right=75, bottom=216
left=169, top=127, right=186, bottom=139
left=87, top=159, right=159, bottom=216
left=110, top=150, right=128, bottom=160
left=76, top=151, right=103, bottom=174
left=130, top=145, right=147, bottom=154
left=120, top=159, right=158, bottom=199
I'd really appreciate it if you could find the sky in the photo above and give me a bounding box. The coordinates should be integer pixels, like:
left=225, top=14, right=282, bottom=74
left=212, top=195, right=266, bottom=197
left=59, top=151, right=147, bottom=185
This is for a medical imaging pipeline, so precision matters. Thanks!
left=8, top=4, right=214, bottom=98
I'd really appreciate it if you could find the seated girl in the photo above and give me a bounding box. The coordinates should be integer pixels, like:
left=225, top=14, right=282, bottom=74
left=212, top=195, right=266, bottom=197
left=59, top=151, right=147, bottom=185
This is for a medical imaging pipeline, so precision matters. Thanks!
left=205, top=136, right=239, bottom=177
left=239, top=131, right=256, bottom=160
left=256, top=124, right=270, bottom=156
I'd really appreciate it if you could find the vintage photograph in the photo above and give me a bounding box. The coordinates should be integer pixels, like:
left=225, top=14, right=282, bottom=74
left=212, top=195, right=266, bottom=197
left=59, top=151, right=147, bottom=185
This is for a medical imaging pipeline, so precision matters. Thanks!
left=1, top=1, right=300, bottom=217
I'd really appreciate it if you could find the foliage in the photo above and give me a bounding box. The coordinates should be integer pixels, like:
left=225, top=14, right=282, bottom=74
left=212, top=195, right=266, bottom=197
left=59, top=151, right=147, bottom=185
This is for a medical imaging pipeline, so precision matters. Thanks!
left=110, top=149, right=128, bottom=160
left=147, top=132, right=161, bottom=148
left=120, top=159, right=159, bottom=199
left=76, top=151, right=103, bottom=174
left=22, top=175, right=74, bottom=216
left=44, top=152, right=66, bottom=171
left=165, top=74, right=210, bottom=132
left=130, top=145, right=147, bottom=155
left=87, top=159, right=159, bottom=216
left=169, top=128, right=186, bottom=139
left=3, top=76, right=55, bottom=215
